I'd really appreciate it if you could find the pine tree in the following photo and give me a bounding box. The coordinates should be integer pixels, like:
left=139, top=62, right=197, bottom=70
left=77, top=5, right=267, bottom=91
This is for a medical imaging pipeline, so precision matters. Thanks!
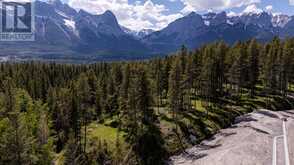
left=125, top=79, right=139, bottom=143
left=200, top=44, right=219, bottom=104
left=215, top=42, right=227, bottom=96
left=0, top=79, right=38, bottom=164
left=179, top=45, right=188, bottom=74
left=55, top=88, right=71, bottom=152
left=135, top=68, right=153, bottom=126
left=280, top=39, right=294, bottom=96
left=248, top=39, right=259, bottom=97
left=121, top=64, right=130, bottom=99
left=168, top=59, right=182, bottom=120
left=119, top=64, right=131, bottom=129
left=162, top=59, right=171, bottom=99
left=106, top=75, right=119, bottom=115
left=37, top=110, right=54, bottom=165
left=76, top=73, right=90, bottom=153
left=228, top=43, right=248, bottom=96
left=69, top=83, right=82, bottom=150
left=263, top=38, right=280, bottom=94
left=153, top=59, right=164, bottom=112
left=87, top=70, right=98, bottom=105
left=97, top=72, right=108, bottom=117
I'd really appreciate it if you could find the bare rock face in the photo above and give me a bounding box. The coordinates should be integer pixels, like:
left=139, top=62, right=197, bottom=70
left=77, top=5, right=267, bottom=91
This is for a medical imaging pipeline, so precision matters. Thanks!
left=169, top=110, right=294, bottom=165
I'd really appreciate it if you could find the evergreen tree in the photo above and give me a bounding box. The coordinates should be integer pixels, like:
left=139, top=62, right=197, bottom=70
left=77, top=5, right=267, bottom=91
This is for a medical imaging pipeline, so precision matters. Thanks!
left=248, top=39, right=259, bottom=97
left=76, top=73, right=91, bottom=153
left=135, top=68, right=153, bottom=125
left=228, top=43, right=248, bottom=96
left=168, top=59, right=183, bottom=120
left=263, top=38, right=281, bottom=94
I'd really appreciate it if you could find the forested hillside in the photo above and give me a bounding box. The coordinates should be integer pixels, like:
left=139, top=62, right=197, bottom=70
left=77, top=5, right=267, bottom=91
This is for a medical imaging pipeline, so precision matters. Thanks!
left=1, top=38, right=294, bottom=165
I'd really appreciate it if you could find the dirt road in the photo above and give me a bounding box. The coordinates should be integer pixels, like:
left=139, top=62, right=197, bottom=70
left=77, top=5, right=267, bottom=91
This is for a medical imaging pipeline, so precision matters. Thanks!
left=169, top=109, right=294, bottom=165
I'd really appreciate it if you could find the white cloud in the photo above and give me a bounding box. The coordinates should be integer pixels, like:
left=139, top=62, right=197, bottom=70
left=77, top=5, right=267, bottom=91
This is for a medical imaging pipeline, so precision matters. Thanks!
left=181, top=3, right=195, bottom=14
left=181, top=0, right=261, bottom=13
left=68, top=0, right=183, bottom=31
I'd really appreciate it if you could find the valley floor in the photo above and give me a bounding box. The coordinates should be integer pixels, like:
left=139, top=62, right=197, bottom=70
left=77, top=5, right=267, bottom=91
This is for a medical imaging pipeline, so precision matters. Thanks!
left=169, top=109, right=294, bottom=165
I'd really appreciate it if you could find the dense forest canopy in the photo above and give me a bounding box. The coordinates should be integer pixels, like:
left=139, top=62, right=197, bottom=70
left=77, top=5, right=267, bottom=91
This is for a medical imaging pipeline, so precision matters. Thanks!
left=1, top=38, right=294, bottom=164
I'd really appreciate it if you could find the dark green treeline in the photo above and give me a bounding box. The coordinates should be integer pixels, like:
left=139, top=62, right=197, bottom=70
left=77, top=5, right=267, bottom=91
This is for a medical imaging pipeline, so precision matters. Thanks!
left=0, top=37, right=294, bottom=165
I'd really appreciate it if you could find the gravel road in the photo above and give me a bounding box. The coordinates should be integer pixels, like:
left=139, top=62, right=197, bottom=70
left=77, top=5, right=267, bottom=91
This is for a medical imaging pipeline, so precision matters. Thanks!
left=169, top=109, right=294, bottom=165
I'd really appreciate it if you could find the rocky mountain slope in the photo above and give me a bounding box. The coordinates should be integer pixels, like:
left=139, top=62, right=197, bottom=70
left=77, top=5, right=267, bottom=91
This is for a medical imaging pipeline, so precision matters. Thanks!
left=143, top=11, right=293, bottom=53
left=2, top=0, right=294, bottom=60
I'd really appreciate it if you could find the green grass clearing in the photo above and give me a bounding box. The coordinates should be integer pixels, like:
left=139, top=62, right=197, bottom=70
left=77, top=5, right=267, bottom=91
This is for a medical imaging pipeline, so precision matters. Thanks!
left=87, top=123, right=127, bottom=151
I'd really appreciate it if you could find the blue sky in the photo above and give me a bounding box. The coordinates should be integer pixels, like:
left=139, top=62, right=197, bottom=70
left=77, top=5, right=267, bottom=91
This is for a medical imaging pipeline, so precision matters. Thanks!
left=62, top=0, right=294, bottom=30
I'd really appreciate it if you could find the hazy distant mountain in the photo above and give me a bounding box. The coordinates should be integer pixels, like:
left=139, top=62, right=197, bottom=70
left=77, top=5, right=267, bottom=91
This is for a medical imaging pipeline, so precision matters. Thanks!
left=2, top=0, right=294, bottom=61
left=142, top=12, right=206, bottom=53
left=137, top=29, right=155, bottom=38
left=143, top=11, right=294, bottom=53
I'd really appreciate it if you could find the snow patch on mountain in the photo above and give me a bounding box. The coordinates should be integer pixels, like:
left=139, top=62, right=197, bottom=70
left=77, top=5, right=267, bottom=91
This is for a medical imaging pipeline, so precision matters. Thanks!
left=204, top=21, right=210, bottom=26
left=226, top=20, right=234, bottom=25
left=121, top=26, right=155, bottom=38
left=138, top=29, right=155, bottom=37
left=64, top=19, right=75, bottom=30
left=56, top=10, right=70, bottom=19
left=241, top=4, right=265, bottom=16
left=272, top=14, right=291, bottom=27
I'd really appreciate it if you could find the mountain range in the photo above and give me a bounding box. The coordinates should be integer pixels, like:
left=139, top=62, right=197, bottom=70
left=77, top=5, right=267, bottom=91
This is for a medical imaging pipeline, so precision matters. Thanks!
left=2, top=0, right=294, bottom=61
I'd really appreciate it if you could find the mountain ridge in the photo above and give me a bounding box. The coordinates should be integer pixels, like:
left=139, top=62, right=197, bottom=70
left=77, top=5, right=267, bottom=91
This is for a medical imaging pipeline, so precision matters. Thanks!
left=2, top=0, right=294, bottom=61
left=142, top=10, right=294, bottom=53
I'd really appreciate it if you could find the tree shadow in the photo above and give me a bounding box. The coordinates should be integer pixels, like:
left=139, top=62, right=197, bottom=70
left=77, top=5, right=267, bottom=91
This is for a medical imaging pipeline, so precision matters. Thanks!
left=134, top=124, right=168, bottom=165
left=183, top=152, right=208, bottom=161
left=256, top=110, right=280, bottom=119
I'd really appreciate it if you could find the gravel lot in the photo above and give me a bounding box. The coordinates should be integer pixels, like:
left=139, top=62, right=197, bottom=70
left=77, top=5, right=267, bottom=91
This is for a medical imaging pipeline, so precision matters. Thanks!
left=169, top=109, right=294, bottom=165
